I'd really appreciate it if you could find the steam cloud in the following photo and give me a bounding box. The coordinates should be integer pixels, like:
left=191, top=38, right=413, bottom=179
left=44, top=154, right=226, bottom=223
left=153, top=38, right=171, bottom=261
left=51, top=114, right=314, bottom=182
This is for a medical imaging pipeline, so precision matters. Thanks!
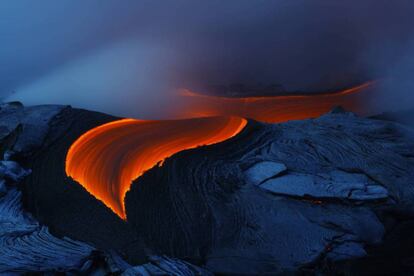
left=1, top=0, right=414, bottom=118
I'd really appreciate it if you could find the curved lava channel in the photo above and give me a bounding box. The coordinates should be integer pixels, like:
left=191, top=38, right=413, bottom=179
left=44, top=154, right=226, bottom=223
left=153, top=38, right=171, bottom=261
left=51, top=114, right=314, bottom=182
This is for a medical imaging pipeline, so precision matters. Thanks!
left=66, top=82, right=374, bottom=219
left=66, top=116, right=247, bottom=219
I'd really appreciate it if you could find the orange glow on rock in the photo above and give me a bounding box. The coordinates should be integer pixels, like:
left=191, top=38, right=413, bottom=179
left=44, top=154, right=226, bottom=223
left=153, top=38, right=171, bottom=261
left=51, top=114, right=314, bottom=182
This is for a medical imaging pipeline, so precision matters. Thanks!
left=176, top=81, right=375, bottom=123
left=65, top=116, right=247, bottom=219
left=66, top=82, right=375, bottom=219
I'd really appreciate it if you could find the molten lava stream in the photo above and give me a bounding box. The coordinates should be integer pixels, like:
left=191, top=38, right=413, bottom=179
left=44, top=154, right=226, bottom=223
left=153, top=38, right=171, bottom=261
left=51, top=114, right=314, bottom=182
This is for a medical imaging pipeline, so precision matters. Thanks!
left=176, top=82, right=375, bottom=123
left=66, top=81, right=375, bottom=219
left=65, top=116, right=247, bottom=219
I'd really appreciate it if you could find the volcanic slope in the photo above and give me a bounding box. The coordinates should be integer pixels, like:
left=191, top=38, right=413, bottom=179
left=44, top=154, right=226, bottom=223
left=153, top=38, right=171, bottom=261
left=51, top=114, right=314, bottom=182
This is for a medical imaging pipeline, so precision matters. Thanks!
left=20, top=106, right=414, bottom=274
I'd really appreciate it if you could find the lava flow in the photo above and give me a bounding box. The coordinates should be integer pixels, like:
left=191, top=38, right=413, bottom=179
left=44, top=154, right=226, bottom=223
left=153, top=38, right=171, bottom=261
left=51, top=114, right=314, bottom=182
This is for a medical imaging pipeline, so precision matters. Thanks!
left=176, top=81, right=375, bottom=123
left=65, top=116, right=247, bottom=219
left=66, top=82, right=375, bottom=220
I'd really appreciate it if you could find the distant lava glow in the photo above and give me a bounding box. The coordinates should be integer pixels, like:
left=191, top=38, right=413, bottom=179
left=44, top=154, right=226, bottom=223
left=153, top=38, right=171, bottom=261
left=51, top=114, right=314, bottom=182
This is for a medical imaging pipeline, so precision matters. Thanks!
left=65, top=116, right=247, bottom=219
left=66, top=82, right=375, bottom=219
left=176, top=81, right=375, bottom=122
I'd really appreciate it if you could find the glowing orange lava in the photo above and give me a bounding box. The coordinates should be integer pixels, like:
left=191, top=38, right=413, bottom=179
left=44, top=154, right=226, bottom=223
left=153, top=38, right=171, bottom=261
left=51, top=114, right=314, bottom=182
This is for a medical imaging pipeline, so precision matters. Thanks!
left=176, top=81, right=375, bottom=122
left=66, top=81, right=375, bottom=219
left=66, top=116, right=247, bottom=219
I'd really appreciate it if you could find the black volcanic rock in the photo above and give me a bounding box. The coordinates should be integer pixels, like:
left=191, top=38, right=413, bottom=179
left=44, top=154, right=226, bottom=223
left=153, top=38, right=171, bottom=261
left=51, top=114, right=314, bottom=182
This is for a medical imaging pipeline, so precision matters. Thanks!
left=124, top=112, right=414, bottom=274
left=1, top=103, right=414, bottom=274
left=20, top=108, right=148, bottom=265
left=0, top=104, right=97, bottom=273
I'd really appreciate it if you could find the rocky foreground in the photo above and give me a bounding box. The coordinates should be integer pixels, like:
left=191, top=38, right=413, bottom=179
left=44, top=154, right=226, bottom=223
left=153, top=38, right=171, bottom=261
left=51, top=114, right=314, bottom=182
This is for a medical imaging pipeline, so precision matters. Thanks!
left=1, top=102, right=414, bottom=274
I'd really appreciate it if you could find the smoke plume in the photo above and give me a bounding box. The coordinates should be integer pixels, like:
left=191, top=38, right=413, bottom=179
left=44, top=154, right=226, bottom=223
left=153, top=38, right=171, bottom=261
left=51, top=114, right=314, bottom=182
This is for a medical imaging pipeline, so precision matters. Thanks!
left=1, top=0, right=414, bottom=118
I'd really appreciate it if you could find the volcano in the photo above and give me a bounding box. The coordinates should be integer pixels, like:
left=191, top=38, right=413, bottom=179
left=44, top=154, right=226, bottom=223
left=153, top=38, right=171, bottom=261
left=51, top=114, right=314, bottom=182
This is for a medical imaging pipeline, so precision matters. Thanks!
left=65, top=82, right=375, bottom=220
left=1, top=85, right=414, bottom=274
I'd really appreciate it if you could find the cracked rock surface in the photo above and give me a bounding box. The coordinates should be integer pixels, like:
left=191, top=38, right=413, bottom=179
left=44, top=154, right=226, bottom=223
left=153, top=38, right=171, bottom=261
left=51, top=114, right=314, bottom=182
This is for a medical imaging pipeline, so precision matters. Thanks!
left=0, top=103, right=208, bottom=275
left=0, top=104, right=96, bottom=273
left=259, top=169, right=389, bottom=201
left=1, top=102, right=414, bottom=274
left=244, top=161, right=287, bottom=185
left=125, top=110, right=414, bottom=274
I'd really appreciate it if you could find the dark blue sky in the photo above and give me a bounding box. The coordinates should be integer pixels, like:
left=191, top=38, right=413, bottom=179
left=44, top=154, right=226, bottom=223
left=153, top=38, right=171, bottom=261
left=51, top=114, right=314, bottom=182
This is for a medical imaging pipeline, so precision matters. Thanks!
left=1, top=0, right=414, bottom=117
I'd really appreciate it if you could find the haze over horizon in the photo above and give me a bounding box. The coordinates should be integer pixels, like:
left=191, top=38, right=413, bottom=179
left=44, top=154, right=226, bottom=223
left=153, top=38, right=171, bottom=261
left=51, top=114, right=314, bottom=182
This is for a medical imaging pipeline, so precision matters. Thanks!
left=1, top=0, right=414, bottom=118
